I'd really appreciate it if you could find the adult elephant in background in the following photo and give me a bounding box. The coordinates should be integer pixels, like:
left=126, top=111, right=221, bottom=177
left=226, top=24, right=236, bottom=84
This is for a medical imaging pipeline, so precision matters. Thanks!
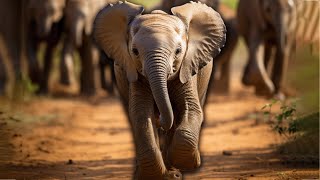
left=26, top=0, right=66, bottom=93
left=60, top=0, right=117, bottom=95
left=160, top=0, right=238, bottom=94
left=94, top=1, right=226, bottom=179
left=237, top=0, right=294, bottom=99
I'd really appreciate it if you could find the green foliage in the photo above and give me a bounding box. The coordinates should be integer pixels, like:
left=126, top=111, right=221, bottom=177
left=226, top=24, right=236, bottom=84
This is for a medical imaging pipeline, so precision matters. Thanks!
left=128, top=0, right=160, bottom=9
left=262, top=100, right=319, bottom=157
left=262, top=99, right=299, bottom=136
left=221, top=0, right=238, bottom=10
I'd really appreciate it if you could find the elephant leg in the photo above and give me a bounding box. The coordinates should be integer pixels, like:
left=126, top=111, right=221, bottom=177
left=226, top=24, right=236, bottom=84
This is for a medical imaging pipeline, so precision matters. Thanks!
left=39, top=29, right=61, bottom=94
left=264, top=41, right=274, bottom=74
left=130, top=81, right=181, bottom=180
left=38, top=45, right=53, bottom=94
left=60, top=39, right=75, bottom=86
left=213, top=59, right=230, bottom=94
left=26, top=32, right=41, bottom=86
left=79, top=36, right=97, bottom=96
left=167, top=81, right=203, bottom=171
left=242, top=29, right=275, bottom=96
left=212, top=18, right=238, bottom=94
left=99, top=53, right=114, bottom=95
left=271, top=47, right=287, bottom=99
left=0, top=58, right=7, bottom=95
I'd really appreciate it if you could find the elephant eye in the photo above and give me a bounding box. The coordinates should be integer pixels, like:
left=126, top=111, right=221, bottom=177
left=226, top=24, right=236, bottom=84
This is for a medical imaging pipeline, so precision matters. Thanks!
left=132, top=48, right=139, bottom=56
left=175, top=47, right=182, bottom=56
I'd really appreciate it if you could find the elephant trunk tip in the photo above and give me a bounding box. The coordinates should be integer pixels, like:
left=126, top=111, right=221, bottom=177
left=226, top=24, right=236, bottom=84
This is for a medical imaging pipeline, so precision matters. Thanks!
left=160, top=112, right=174, bottom=131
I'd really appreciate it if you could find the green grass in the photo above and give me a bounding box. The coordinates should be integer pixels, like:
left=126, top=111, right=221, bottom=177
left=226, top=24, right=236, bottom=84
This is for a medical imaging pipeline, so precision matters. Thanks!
left=277, top=112, right=319, bottom=158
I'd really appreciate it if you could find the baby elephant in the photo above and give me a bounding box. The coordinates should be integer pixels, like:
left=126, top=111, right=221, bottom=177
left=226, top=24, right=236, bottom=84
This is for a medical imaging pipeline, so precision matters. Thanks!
left=94, top=1, right=226, bottom=179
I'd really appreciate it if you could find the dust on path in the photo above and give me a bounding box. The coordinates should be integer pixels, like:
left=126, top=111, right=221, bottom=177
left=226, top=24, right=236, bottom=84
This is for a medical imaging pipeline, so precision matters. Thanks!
left=0, top=78, right=318, bottom=180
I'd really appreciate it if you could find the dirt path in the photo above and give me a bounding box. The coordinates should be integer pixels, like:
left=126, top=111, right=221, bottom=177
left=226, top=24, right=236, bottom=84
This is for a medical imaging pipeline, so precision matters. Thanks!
left=0, top=77, right=318, bottom=180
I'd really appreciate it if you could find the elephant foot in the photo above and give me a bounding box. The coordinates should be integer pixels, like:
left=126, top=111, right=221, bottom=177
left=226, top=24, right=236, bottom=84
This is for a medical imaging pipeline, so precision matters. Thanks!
left=168, top=130, right=201, bottom=171
left=273, top=91, right=286, bottom=101
left=60, top=77, right=71, bottom=86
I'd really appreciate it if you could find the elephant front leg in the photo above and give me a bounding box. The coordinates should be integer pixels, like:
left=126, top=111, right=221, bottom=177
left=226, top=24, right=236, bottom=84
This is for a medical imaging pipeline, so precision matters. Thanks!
left=167, top=82, right=203, bottom=171
left=271, top=47, right=288, bottom=100
left=60, top=40, right=76, bottom=86
left=130, top=82, right=181, bottom=180
left=26, top=33, right=41, bottom=86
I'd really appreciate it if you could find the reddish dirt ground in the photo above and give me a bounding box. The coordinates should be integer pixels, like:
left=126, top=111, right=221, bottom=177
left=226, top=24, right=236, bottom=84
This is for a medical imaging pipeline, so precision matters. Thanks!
left=0, top=77, right=319, bottom=180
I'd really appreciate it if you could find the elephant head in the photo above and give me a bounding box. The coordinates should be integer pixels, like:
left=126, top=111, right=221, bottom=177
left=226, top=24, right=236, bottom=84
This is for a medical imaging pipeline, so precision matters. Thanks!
left=94, top=1, right=226, bottom=130
left=28, top=0, right=66, bottom=37
left=259, top=0, right=294, bottom=50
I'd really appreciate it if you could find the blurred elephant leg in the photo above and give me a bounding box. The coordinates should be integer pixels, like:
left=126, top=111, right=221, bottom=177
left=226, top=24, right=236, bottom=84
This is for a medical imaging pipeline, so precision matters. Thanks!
left=270, top=47, right=288, bottom=99
left=99, top=53, right=115, bottom=95
left=0, top=59, right=7, bottom=95
left=60, top=39, right=76, bottom=86
left=39, top=22, right=62, bottom=94
left=263, top=41, right=274, bottom=74
left=213, top=57, right=230, bottom=94
left=38, top=44, right=56, bottom=94
left=212, top=19, right=238, bottom=94
left=242, top=29, right=275, bottom=96
left=79, top=36, right=96, bottom=96
left=219, top=60, right=230, bottom=92
left=26, top=33, right=41, bottom=85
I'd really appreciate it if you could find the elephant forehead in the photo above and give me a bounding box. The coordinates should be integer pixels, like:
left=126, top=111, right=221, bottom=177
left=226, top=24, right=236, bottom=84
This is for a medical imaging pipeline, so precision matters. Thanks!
left=132, top=14, right=186, bottom=34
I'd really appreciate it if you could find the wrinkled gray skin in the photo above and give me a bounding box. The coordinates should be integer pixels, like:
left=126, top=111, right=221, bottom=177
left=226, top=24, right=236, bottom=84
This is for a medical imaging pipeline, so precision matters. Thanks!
left=60, top=0, right=116, bottom=95
left=0, top=0, right=24, bottom=95
left=238, top=0, right=294, bottom=98
left=26, top=0, right=65, bottom=93
left=161, top=0, right=238, bottom=94
left=94, top=2, right=226, bottom=179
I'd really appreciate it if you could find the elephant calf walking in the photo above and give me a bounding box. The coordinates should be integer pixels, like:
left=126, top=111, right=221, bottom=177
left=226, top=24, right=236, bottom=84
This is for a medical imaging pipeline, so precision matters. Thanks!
left=94, top=1, right=226, bottom=179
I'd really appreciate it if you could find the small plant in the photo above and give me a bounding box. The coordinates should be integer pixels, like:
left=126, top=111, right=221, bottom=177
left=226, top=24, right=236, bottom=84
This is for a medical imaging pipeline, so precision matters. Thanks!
left=261, top=99, right=299, bottom=137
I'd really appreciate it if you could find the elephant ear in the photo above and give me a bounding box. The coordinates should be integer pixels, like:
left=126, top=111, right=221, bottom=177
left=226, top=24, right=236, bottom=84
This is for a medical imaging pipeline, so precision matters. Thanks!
left=171, top=2, right=226, bottom=83
left=94, top=1, right=144, bottom=82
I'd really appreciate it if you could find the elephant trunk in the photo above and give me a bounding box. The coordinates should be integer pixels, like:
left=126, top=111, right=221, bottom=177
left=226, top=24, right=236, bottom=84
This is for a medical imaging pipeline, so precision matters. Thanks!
left=72, top=18, right=84, bottom=47
left=145, top=56, right=173, bottom=131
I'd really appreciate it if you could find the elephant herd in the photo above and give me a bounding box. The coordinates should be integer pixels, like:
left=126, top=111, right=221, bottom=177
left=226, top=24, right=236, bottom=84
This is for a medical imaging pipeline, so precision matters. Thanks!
left=0, top=0, right=295, bottom=99
left=0, top=0, right=297, bottom=179
left=0, top=0, right=117, bottom=96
